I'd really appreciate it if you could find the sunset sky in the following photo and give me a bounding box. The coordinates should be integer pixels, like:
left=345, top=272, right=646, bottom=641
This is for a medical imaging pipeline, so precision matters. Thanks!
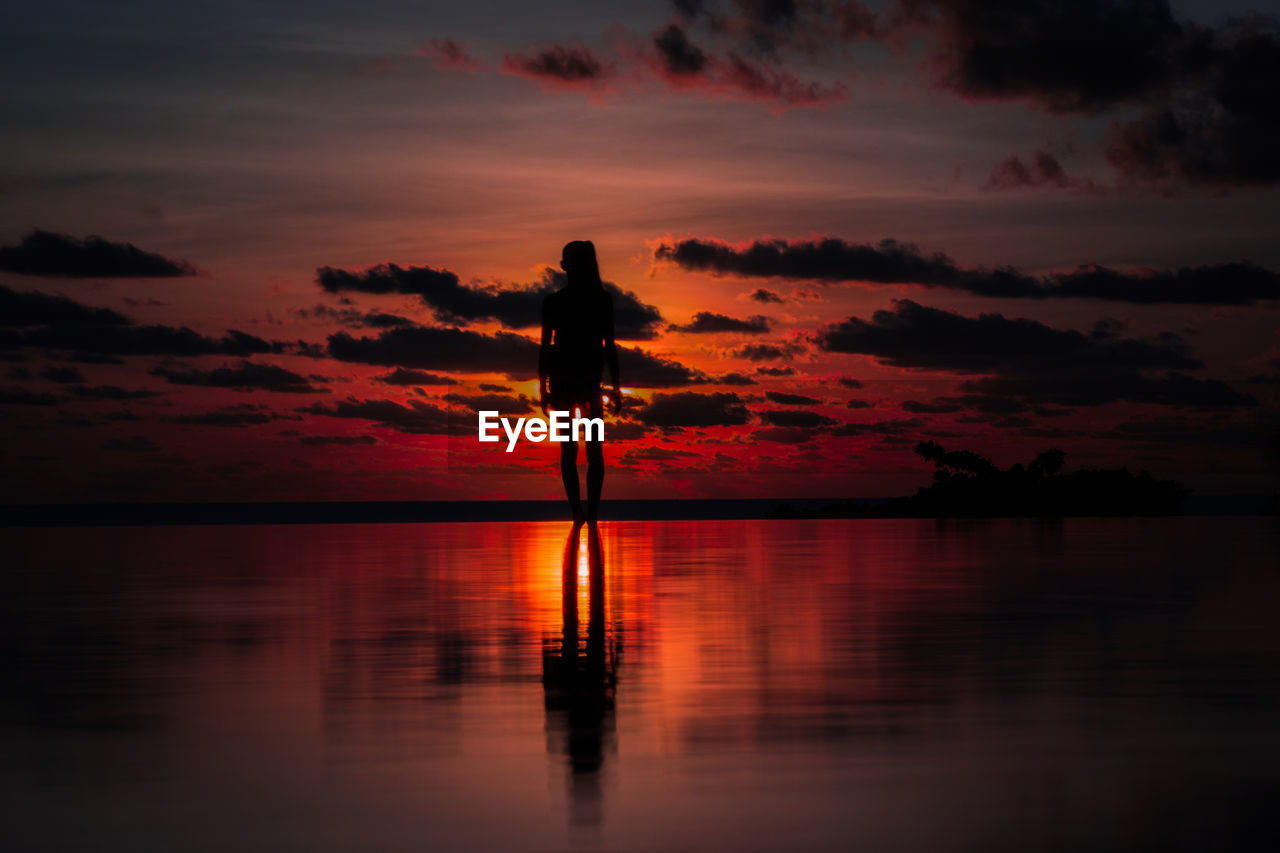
left=2, top=0, right=1278, bottom=502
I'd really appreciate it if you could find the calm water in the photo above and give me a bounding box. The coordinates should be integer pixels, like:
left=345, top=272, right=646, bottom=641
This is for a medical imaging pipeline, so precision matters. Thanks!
left=2, top=517, right=1278, bottom=851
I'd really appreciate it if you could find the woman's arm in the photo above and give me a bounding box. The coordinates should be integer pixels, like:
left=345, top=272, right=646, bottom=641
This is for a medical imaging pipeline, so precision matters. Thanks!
left=538, top=297, right=553, bottom=414
left=602, top=292, right=620, bottom=415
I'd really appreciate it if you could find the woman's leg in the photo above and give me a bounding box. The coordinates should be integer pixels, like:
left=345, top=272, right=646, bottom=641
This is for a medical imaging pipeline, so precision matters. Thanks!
left=583, top=395, right=605, bottom=520
left=560, top=439, right=585, bottom=522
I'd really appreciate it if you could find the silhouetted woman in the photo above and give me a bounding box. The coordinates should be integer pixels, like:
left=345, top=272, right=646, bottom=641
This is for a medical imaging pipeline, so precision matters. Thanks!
left=540, top=241, right=620, bottom=524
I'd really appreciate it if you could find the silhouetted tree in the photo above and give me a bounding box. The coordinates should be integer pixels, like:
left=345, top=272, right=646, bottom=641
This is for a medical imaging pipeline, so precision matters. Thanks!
left=1030, top=449, right=1065, bottom=478
left=775, top=442, right=1189, bottom=518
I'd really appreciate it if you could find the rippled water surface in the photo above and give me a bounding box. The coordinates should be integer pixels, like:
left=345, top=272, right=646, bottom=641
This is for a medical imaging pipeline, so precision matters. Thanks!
left=2, top=517, right=1278, bottom=851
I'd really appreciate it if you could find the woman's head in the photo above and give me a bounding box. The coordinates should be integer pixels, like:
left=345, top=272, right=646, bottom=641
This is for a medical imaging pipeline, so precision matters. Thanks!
left=560, top=240, right=603, bottom=291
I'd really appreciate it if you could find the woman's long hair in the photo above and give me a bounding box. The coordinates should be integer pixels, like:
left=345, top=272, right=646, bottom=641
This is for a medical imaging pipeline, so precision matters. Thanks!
left=561, top=240, right=604, bottom=291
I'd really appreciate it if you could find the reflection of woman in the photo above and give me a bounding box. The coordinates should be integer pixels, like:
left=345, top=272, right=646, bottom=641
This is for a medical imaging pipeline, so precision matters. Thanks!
left=542, top=523, right=615, bottom=826
left=539, top=241, right=621, bottom=524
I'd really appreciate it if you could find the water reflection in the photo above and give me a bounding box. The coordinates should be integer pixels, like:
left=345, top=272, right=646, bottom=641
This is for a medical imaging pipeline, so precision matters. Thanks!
left=542, top=523, right=618, bottom=826
left=1, top=518, right=1278, bottom=851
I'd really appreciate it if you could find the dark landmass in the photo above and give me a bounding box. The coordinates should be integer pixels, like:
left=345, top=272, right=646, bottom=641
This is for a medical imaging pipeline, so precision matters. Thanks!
left=769, top=442, right=1196, bottom=519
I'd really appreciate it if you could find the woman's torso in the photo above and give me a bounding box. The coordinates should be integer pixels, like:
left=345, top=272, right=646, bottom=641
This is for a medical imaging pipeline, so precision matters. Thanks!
left=546, top=288, right=608, bottom=369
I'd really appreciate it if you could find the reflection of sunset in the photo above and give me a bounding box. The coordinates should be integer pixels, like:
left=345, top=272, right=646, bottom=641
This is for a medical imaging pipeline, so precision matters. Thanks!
left=7, top=517, right=1279, bottom=849
left=514, top=522, right=573, bottom=642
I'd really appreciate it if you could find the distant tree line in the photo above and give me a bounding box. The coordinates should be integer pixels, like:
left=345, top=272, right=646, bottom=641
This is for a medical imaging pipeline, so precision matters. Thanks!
left=771, top=441, right=1189, bottom=518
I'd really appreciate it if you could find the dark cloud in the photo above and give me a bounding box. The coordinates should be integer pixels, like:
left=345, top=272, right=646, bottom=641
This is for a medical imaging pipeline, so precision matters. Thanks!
left=297, top=397, right=458, bottom=435
left=426, top=18, right=846, bottom=106
left=756, top=365, right=795, bottom=376
left=720, top=52, right=847, bottom=105
left=328, top=326, right=541, bottom=378
left=817, top=299, right=1255, bottom=409
left=605, top=421, right=652, bottom=441
left=845, top=399, right=873, bottom=408
left=444, top=392, right=533, bottom=414
left=673, top=0, right=877, bottom=56
left=330, top=324, right=703, bottom=387
left=764, top=390, right=819, bottom=405
left=419, top=39, right=484, bottom=72
left=643, top=21, right=849, bottom=105
left=479, top=383, right=512, bottom=392
left=317, top=263, right=460, bottom=297
left=657, top=235, right=960, bottom=284
left=827, top=417, right=926, bottom=437
left=749, top=287, right=785, bottom=303
left=1048, top=262, right=1280, bottom=305
left=69, top=385, right=163, bottom=400
left=618, top=345, right=709, bottom=387
left=425, top=1, right=857, bottom=106
left=296, top=304, right=415, bottom=329
left=897, top=0, right=1189, bottom=113
left=760, top=408, right=836, bottom=428
left=169, top=410, right=275, bottom=426
left=836, top=376, right=864, bottom=388
left=895, top=2, right=1280, bottom=188
left=635, top=391, right=750, bottom=427
left=958, top=374, right=1257, bottom=410
left=15, top=324, right=277, bottom=357
left=0, top=387, right=59, bottom=405
left=714, top=372, right=758, bottom=385
left=502, top=45, right=611, bottom=85
left=752, top=426, right=818, bottom=444
left=940, top=394, right=1034, bottom=416
left=902, top=399, right=963, bottom=414
left=816, top=299, right=1198, bottom=374
left=986, top=150, right=1101, bottom=193
left=735, top=341, right=804, bottom=360
left=656, top=236, right=1280, bottom=305
left=603, top=281, right=665, bottom=339
left=152, top=360, right=328, bottom=393
left=300, top=434, right=378, bottom=445
left=373, top=367, right=457, bottom=386
left=751, top=411, right=926, bottom=441
left=1104, top=23, right=1280, bottom=187
left=286, top=340, right=327, bottom=360
left=430, top=2, right=1275, bottom=183
left=619, top=445, right=699, bottom=465
left=0, top=229, right=196, bottom=277
left=654, top=23, right=710, bottom=75
left=1, top=284, right=133, bottom=326
left=668, top=311, right=770, bottom=333
left=103, top=435, right=159, bottom=452
left=65, top=352, right=124, bottom=364
left=40, top=365, right=85, bottom=383
left=672, top=0, right=708, bottom=19
left=316, top=265, right=663, bottom=338
left=1104, top=416, right=1272, bottom=446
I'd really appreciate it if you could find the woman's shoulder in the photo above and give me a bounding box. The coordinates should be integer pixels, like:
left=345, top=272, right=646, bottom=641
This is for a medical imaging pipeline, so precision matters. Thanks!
left=542, top=288, right=568, bottom=314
